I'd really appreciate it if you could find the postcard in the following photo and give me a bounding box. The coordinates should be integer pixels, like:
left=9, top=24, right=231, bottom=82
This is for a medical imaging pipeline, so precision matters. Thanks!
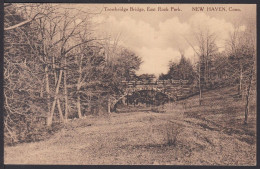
left=3, top=3, right=256, bottom=165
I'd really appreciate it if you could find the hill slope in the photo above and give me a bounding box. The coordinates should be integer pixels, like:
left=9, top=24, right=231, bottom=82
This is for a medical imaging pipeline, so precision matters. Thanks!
left=4, top=86, right=256, bottom=165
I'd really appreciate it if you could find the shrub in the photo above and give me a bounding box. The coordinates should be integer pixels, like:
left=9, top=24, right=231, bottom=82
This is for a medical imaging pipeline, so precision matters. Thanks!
left=165, top=122, right=183, bottom=146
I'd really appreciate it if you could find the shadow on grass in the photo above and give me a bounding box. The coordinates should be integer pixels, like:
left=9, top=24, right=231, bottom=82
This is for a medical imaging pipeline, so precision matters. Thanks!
left=119, top=143, right=177, bottom=151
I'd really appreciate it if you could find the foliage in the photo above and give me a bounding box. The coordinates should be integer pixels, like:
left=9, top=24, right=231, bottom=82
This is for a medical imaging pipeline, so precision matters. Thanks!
left=101, top=47, right=142, bottom=95
left=137, top=74, right=156, bottom=82
left=159, top=54, right=195, bottom=83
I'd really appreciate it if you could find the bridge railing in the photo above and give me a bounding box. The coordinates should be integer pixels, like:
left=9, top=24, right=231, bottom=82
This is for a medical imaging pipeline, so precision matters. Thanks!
left=121, top=79, right=190, bottom=87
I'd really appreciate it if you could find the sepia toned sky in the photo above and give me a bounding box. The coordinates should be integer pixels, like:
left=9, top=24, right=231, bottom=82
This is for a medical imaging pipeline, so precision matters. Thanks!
left=70, top=4, right=256, bottom=76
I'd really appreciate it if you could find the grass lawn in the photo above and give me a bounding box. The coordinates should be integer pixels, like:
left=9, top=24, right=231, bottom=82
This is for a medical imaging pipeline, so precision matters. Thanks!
left=4, top=86, right=256, bottom=165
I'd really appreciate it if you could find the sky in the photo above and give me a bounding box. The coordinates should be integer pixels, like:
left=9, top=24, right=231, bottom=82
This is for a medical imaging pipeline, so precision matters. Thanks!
left=71, top=4, right=256, bottom=77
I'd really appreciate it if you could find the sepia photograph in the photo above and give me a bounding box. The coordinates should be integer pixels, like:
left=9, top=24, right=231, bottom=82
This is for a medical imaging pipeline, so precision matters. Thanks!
left=3, top=3, right=257, bottom=165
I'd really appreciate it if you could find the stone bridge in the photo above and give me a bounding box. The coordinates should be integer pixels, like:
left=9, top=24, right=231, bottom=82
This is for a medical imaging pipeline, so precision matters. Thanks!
left=110, top=79, right=194, bottom=110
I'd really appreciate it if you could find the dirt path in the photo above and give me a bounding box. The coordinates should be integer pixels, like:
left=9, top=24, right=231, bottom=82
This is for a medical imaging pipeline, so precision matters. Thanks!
left=4, top=110, right=256, bottom=165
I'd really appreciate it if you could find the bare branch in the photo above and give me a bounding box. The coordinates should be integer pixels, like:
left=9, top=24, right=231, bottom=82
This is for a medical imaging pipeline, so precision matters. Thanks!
left=5, top=14, right=44, bottom=31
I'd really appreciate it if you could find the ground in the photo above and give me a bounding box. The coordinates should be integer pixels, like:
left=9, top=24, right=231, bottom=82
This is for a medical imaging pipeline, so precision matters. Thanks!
left=4, top=86, right=256, bottom=165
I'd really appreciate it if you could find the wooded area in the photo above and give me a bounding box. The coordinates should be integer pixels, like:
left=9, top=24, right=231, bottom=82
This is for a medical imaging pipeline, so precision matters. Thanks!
left=4, top=3, right=256, bottom=147
left=4, top=4, right=143, bottom=144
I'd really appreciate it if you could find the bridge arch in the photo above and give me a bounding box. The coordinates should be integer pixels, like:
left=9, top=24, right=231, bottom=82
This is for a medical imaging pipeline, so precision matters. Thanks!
left=110, top=88, right=176, bottom=112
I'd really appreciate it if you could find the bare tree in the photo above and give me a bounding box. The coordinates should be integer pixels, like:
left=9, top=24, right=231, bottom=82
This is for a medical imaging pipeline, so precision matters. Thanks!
left=4, top=4, right=143, bottom=144
left=225, top=26, right=246, bottom=96
left=4, top=4, right=48, bottom=143
left=241, top=26, right=256, bottom=124
left=185, top=28, right=218, bottom=105
left=5, top=4, right=101, bottom=127
left=36, top=6, right=97, bottom=125
left=100, top=35, right=121, bottom=114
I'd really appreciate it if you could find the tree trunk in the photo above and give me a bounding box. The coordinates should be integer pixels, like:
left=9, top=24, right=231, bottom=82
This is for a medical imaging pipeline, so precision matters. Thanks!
left=127, top=93, right=129, bottom=106
left=244, top=97, right=249, bottom=124
left=64, top=57, right=69, bottom=122
left=198, top=61, right=202, bottom=106
left=57, top=99, right=64, bottom=123
left=45, top=66, right=52, bottom=126
left=88, top=94, right=92, bottom=114
left=244, top=69, right=253, bottom=124
left=76, top=54, right=83, bottom=118
left=52, top=56, right=64, bottom=122
left=199, top=86, right=202, bottom=105
left=53, top=56, right=57, bottom=84
left=77, top=94, right=82, bottom=118
left=40, top=82, right=44, bottom=98
left=107, top=95, right=111, bottom=113
left=239, top=68, right=243, bottom=96
left=97, top=94, right=101, bottom=116
left=47, top=70, right=63, bottom=126
left=205, top=59, right=208, bottom=86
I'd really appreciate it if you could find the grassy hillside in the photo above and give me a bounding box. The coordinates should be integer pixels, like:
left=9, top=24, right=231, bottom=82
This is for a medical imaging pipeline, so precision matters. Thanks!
left=4, top=86, right=256, bottom=165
